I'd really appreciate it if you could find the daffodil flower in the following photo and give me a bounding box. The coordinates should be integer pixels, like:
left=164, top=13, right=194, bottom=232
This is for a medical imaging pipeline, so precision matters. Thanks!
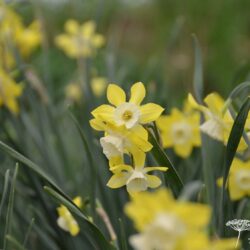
left=157, top=107, right=201, bottom=158
left=57, top=196, right=82, bottom=236
left=107, top=152, right=167, bottom=193
left=217, top=158, right=250, bottom=201
left=91, top=82, right=164, bottom=131
left=0, top=68, right=23, bottom=114
left=90, top=118, right=152, bottom=161
left=125, top=189, right=236, bottom=250
left=55, top=19, right=104, bottom=58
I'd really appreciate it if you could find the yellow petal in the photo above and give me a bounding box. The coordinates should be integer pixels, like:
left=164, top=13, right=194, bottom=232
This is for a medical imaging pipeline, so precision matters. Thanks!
left=144, top=166, right=168, bottom=173
left=65, top=19, right=79, bottom=34
left=91, top=104, right=115, bottom=122
left=89, top=118, right=106, bottom=131
left=139, top=103, right=164, bottom=124
left=204, top=92, right=225, bottom=114
left=69, top=221, right=80, bottom=236
left=133, top=151, right=146, bottom=168
left=110, top=164, right=133, bottom=173
left=174, top=143, right=193, bottom=158
left=146, top=175, right=162, bottom=188
left=107, top=172, right=128, bottom=188
left=73, top=197, right=82, bottom=208
left=128, top=133, right=153, bottom=152
left=129, top=82, right=145, bottom=105
left=107, top=84, right=126, bottom=107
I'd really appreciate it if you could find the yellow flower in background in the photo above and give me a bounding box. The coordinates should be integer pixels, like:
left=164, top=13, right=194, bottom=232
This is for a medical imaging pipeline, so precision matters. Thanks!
left=91, top=76, right=107, bottom=97
left=0, top=4, right=41, bottom=67
left=92, top=82, right=164, bottom=130
left=57, top=196, right=82, bottom=236
left=90, top=118, right=152, bottom=161
left=15, top=21, right=41, bottom=57
left=107, top=151, right=167, bottom=193
left=0, top=68, right=23, bottom=114
left=125, top=189, right=237, bottom=250
left=188, top=92, right=233, bottom=143
left=65, top=83, right=82, bottom=103
left=157, top=107, right=201, bottom=158
left=218, top=158, right=250, bottom=201
left=189, top=93, right=248, bottom=151
left=55, top=19, right=105, bottom=58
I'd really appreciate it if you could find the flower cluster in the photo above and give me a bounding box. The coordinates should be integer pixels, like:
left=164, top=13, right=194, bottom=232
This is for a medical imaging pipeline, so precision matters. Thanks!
left=0, top=3, right=41, bottom=69
left=57, top=196, right=82, bottom=236
left=90, top=82, right=167, bottom=193
left=55, top=19, right=105, bottom=58
left=156, top=98, right=201, bottom=158
left=125, top=188, right=237, bottom=250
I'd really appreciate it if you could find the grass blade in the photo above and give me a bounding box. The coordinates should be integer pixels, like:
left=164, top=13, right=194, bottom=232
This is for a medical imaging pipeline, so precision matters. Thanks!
left=44, top=186, right=117, bottom=250
left=0, top=169, right=10, bottom=218
left=147, top=129, right=183, bottom=197
left=3, top=164, right=18, bottom=250
left=192, top=34, right=203, bottom=103
left=5, top=235, right=27, bottom=250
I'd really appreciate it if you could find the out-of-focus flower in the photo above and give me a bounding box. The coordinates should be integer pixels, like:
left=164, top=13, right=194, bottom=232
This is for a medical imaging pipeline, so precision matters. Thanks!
left=91, top=82, right=164, bottom=131
left=57, top=196, right=82, bottom=236
left=91, top=77, right=107, bottom=97
left=0, top=68, right=23, bottom=114
left=65, top=83, right=82, bottom=103
left=0, top=4, right=41, bottom=67
left=107, top=151, right=167, bottom=193
left=188, top=93, right=248, bottom=151
left=125, top=189, right=237, bottom=250
left=217, top=158, right=250, bottom=200
left=15, top=21, right=41, bottom=57
left=157, top=106, right=201, bottom=158
left=90, top=118, right=152, bottom=161
left=55, top=19, right=104, bottom=58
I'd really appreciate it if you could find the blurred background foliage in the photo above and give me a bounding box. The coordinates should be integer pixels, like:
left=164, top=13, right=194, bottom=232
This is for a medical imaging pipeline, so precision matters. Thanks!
left=16, top=0, right=250, bottom=103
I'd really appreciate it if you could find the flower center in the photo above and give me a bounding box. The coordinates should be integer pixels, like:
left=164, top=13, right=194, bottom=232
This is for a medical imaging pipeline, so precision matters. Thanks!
left=235, top=170, right=250, bottom=190
left=172, top=122, right=191, bottom=144
left=122, top=110, right=133, bottom=121
left=114, top=102, right=140, bottom=129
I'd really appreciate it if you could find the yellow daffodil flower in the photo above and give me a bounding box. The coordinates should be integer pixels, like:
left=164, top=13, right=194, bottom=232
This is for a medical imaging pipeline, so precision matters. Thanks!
left=157, top=107, right=201, bottom=158
left=55, top=19, right=105, bottom=58
left=15, top=21, right=41, bottom=57
left=91, top=76, right=107, bottom=97
left=91, top=82, right=164, bottom=131
left=189, top=93, right=248, bottom=151
left=107, top=151, right=167, bottom=193
left=57, top=196, right=82, bottom=236
left=65, top=82, right=82, bottom=102
left=90, top=118, right=152, bottom=161
left=0, top=68, right=23, bottom=114
left=125, top=189, right=237, bottom=250
left=218, top=158, right=250, bottom=201
left=188, top=92, right=233, bottom=143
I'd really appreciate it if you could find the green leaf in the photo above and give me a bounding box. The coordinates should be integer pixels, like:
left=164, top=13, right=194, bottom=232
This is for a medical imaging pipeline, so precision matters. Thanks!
left=0, top=140, right=69, bottom=200
left=68, top=110, right=96, bottom=218
left=147, top=129, right=183, bottom=197
left=0, top=169, right=10, bottom=218
left=228, top=81, right=250, bottom=100
left=3, top=164, right=18, bottom=250
left=44, top=186, right=117, bottom=250
left=118, top=218, right=128, bottom=250
left=5, top=235, right=27, bottom=250
left=192, top=34, right=203, bottom=104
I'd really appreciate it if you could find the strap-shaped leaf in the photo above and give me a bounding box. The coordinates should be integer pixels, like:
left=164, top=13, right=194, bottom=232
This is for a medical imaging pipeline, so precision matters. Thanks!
left=148, top=129, right=183, bottom=197
left=192, top=34, right=203, bottom=104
